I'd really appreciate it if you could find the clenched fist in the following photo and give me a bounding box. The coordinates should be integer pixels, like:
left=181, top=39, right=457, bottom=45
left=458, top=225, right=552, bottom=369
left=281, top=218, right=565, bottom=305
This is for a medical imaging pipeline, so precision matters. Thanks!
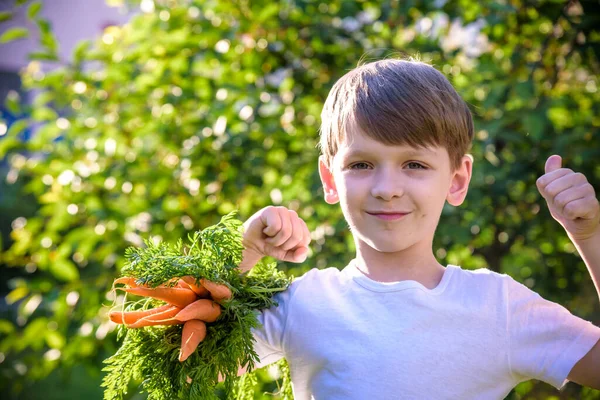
left=238, top=206, right=311, bottom=271
left=536, top=155, right=600, bottom=242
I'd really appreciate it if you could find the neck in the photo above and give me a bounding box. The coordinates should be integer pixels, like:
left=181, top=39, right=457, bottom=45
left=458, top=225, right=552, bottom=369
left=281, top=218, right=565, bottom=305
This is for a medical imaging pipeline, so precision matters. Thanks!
left=353, top=239, right=445, bottom=288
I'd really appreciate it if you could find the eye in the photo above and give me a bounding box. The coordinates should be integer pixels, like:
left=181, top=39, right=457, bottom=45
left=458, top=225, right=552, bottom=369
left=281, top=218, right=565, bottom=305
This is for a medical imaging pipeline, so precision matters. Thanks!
left=348, top=162, right=371, bottom=170
left=406, top=162, right=426, bottom=170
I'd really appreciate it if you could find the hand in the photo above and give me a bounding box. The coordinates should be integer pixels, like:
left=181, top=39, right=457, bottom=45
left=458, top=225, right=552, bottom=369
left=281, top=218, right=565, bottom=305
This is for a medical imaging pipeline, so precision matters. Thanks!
left=239, top=206, right=311, bottom=270
left=536, top=155, right=600, bottom=241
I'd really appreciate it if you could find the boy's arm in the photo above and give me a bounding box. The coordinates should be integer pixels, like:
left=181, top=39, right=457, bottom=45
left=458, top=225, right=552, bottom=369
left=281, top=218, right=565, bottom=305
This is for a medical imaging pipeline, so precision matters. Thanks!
left=567, top=338, right=600, bottom=388
left=537, top=155, right=600, bottom=388
left=565, top=230, right=600, bottom=389
left=536, top=155, right=600, bottom=301
left=570, top=230, right=600, bottom=308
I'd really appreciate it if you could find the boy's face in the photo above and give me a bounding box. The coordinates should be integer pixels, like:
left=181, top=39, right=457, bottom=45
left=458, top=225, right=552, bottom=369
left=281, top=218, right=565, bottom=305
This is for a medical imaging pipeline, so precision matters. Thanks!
left=318, top=124, right=472, bottom=254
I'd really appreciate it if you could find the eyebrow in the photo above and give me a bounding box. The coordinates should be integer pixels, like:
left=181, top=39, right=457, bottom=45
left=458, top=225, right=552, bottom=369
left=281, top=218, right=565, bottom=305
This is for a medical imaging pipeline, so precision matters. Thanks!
left=342, top=148, right=436, bottom=159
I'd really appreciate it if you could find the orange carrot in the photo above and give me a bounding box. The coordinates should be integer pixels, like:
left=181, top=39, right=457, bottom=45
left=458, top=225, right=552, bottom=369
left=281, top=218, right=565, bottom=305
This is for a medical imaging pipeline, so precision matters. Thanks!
left=109, top=304, right=173, bottom=325
left=113, top=277, right=139, bottom=287
left=122, top=287, right=198, bottom=308
left=161, top=277, right=183, bottom=287
left=175, top=299, right=221, bottom=323
left=127, top=306, right=183, bottom=328
left=179, top=320, right=207, bottom=362
left=181, top=276, right=210, bottom=297
left=200, top=279, right=233, bottom=301
left=176, top=279, right=192, bottom=289
left=128, top=318, right=181, bottom=328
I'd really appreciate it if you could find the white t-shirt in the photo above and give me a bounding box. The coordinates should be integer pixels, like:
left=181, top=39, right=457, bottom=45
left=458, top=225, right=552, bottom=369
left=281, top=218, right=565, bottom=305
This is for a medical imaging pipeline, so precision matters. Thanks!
left=251, top=263, right=600, bottom=400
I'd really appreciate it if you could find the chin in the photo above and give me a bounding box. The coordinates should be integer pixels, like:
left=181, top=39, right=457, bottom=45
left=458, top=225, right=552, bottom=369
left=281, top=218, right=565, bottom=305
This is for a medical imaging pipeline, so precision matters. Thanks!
left=373, top=244, right=409, bottom=253
left=361, top=236, right=411, bottom=253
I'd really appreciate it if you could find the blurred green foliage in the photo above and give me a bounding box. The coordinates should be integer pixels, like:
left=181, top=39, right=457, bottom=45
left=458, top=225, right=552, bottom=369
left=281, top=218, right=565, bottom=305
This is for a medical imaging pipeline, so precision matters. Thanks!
left=0, top=0, right=599, bottom=398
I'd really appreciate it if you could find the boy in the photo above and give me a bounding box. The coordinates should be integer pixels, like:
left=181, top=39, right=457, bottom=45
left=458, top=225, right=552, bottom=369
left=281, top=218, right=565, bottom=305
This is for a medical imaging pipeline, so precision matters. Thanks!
left=238, top=59, right=600, bottom=399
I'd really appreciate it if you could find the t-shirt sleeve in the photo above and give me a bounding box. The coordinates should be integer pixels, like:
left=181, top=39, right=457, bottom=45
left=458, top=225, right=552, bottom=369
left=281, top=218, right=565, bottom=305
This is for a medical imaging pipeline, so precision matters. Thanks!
left=506, top=275, right=600, bottom=389
left=250, top=273, right=304, bottom=370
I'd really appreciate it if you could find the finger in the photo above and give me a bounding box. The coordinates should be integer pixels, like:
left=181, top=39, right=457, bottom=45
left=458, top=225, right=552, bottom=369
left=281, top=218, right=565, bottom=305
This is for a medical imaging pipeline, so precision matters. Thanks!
left=263, top=241, right=303, bottom=263
left=290, top=246, right=308, bottom=263
left=280, top=213, right=304, bottom=251
left=536, top=168, right=572, bottom=193
left=563, top=196, right=600, bottom=220
left=261, top=206, right=281, bottom=237
left=267, top=207, right=293, bottom=247
left=292, top=219, right=312, bottom=262
left=264, top=238, right=308, bottom=263
left=283, top=218, right=311, bottom=262
left=554, top=184, right=596, bottom=217
left=301, top=218, right=311, bottom=248
left=545, top=155, right=562, bottom=174
left=541, top=172, right=587, bottom=201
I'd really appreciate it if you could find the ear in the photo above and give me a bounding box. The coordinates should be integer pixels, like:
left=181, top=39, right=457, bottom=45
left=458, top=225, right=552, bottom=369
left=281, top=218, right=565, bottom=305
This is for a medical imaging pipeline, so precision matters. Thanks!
left=318, top=155, right=339, bottom=204
left=446, top=154, right=473, bottom=206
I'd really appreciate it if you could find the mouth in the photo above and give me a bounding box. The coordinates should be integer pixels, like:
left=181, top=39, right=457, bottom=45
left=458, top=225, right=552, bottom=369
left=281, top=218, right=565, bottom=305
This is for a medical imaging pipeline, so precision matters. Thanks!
left=366, top=211, right=410, bottom=221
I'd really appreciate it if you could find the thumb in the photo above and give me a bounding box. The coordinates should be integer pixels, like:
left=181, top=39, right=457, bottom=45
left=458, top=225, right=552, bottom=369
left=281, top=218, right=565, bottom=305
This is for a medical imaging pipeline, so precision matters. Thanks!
left=545, top=155, right=562, bottom=174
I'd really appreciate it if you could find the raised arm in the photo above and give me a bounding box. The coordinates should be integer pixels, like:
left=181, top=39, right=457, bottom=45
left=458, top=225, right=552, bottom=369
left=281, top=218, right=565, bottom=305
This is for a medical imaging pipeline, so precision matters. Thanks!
left=536, top=155, right=600, bottom=301
left=536, top=154, right=600, bottom=389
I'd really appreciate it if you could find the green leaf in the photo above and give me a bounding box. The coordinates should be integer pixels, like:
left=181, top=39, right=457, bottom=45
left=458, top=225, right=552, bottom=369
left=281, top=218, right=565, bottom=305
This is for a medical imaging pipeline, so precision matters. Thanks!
left=0, top=27, right=29, bottom=44
left=49, top=259, right=80, bottom=282
left=4, top=90, right=21, bottom=115
left=40, top=29, right=58, bottom=53
left=0, top=136, right=20, bottom=158
left=6, top=286, right=29, bottom=305
left=33, top=91, right=55, bottom=107
left=45, top=330, right=66, bottom=349
left=16, top=0, right=29, bottom=5
left=28, top=51, right=58, bottom=61
left=27, top=1, right=42, bottom=20
left=0, top=11, right=13, bottom=22
left=20, top=318, right=48, bottom=351
left=257, top=4, right=279, bottom=23
left=6, top=119, right=29, bottom=136
left=73, top=39, right=91, bottom=65
left=522, top=113, right=546, bottom=140
left=0, top=319, right=15, bottom=335
left=31, top=106, right=58, bottom=122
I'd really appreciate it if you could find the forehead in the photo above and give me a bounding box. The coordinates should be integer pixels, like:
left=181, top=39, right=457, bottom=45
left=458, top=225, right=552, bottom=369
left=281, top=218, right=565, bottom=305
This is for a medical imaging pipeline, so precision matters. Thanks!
left=336, top=127, right=441, bottom=159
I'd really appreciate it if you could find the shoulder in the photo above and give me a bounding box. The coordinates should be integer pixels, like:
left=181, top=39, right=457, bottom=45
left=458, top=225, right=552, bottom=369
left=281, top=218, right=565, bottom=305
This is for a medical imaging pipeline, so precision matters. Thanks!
left=449, top=265, right=522, bottom=301
left=272, top=266, right=343, bottom=299
left=452, top=265, right=549, bottom=306
left=450, top=264, right=510, bottom=286
left=290, top=266, right=344, bottom=290
left=300, top=266, right=343, bottom=279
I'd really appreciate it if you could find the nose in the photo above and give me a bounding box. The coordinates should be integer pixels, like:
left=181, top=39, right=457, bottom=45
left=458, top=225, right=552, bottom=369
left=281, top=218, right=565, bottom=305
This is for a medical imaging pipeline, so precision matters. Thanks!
left=370, top=169, right=404, bottom=201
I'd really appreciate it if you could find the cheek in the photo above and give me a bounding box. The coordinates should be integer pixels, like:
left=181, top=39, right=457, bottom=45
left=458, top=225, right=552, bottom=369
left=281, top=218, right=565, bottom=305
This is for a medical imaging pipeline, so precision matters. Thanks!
left=335, top=176, right=353, bottom=200
left=339, top=180, right=367, bottom=211
left=338, top=190, right=355, bottom=214
left=336, top=181, right=362, bottom=221
left=418, top=187, right=447, bottom=219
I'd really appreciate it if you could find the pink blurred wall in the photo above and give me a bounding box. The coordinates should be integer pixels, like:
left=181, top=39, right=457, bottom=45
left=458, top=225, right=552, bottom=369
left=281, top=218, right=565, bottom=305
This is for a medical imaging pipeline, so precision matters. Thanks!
left=0, top=0, right=132, bottom=72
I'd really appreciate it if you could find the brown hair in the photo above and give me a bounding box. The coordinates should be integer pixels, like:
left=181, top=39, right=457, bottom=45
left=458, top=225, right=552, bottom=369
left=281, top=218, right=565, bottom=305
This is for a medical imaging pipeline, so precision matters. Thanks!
left=318, top=58, right=474, bottom=171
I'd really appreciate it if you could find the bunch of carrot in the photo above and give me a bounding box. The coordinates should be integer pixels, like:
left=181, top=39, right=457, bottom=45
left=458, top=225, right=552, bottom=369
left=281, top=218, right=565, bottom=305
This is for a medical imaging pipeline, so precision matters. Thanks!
left=109, top=275, right=232, bottom=362
left=102, top=214, right=293, bottom=399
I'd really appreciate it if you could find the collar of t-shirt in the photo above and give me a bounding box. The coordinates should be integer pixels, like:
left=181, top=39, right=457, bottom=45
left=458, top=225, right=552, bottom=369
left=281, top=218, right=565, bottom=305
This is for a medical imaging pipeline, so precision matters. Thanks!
left=342, top=261, right=458, bottom=294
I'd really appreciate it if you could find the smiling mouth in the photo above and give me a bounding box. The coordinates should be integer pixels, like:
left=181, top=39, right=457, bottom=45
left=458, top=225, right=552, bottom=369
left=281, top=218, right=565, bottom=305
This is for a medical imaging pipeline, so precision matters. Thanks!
left=366, top=212, right=410, bottom=221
